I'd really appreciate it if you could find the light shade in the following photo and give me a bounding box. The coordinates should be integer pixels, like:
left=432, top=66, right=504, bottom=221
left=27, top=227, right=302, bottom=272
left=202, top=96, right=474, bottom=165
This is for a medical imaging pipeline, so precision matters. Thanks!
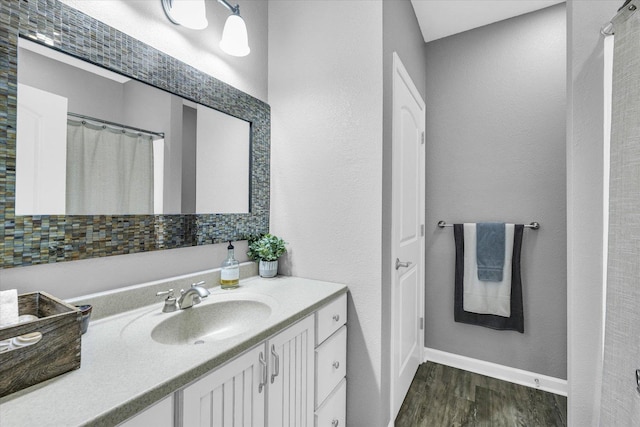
left=163, top=0, right=208, bottom=30
left=219, top=14, right=250, bottom=57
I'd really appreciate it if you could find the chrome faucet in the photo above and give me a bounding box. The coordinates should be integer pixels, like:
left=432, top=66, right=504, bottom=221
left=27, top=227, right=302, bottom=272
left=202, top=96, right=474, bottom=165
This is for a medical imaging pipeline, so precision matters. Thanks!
left=156, top=281, right=210, bottom=312
left=177, top=281, right=210, bottom=309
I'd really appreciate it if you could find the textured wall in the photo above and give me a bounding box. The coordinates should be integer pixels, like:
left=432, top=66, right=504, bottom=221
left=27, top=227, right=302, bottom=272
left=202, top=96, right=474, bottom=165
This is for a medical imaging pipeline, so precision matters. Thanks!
left=424, top=5, right=567, bottom=379
left=268, top=1, right=384, bottom=425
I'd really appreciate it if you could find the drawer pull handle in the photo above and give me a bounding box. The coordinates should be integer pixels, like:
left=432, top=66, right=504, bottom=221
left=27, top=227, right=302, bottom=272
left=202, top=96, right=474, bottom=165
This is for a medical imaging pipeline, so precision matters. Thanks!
left=258, top=351, right=267, bottom=393
left=332, top=419, right=339, bottom=427
left=333, top=314, right=340, bottom=322
left=270, top=344, right=280, bottom=384
left=333, top=361, right=340, bottom=369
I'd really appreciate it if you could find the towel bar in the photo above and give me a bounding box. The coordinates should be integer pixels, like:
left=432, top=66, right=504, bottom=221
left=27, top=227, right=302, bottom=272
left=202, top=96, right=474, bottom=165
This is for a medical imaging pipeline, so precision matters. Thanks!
left=437, top=221, right=540, bottom=230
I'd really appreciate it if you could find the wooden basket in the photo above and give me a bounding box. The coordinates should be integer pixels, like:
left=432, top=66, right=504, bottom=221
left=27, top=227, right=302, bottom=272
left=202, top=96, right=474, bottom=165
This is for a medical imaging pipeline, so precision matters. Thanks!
left=0, top=292, right=81, bottom=398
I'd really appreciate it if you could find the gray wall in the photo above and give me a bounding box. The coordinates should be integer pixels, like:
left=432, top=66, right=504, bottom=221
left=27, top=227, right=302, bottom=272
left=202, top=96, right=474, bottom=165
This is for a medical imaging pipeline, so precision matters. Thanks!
left=567, top=1, right=620, bottom=425
left=382, top=0, right=427, bottom=423
left=424, top=4, right=567, bottom=379
left=122, top=79, right=172, bottom=139
left=268, top=1, right=384, bottom=425
left=19, top=49, right=125, bottom=123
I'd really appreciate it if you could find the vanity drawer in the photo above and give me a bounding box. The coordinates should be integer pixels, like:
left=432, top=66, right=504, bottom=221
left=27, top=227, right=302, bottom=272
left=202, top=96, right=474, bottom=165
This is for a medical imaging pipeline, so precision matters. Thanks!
left=315, top=378, right=346, bottom=427
left=315, top=325, right=347, bottom=407
left=316, top=293, right=347, bottom=345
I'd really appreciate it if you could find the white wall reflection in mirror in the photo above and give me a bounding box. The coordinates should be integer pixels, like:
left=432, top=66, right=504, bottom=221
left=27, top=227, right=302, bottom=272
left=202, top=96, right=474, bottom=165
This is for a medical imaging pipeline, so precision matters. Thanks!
left=16, top=38, right=251, bottom=215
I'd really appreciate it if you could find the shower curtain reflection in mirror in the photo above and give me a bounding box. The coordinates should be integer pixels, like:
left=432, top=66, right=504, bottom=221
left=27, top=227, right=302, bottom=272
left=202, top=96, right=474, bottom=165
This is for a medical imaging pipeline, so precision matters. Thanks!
left=16, top=82, right=163, bottom=216
left=65, top=120, right=155, bottom=215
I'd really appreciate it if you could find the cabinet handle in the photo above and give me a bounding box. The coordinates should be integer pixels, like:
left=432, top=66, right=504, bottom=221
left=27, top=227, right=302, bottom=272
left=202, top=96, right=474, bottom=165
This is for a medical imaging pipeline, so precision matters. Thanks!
left=332, top=419, right=339, bottom=427
left=270, top=344, right=280, bottom=384
left=258, top=351, right=267, bottom=393
left=332, top=361, right=340, bottom=369
left=332, top=314, right=340, bottom=322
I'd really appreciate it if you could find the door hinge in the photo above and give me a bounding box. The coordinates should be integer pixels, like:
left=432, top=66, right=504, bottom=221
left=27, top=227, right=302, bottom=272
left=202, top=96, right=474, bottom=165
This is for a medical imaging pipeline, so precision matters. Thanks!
left=421, top=224, right=425, bottom=236
left=421, top=132, right=425, bottom=145
left=419, top=317, right=424, bottom=330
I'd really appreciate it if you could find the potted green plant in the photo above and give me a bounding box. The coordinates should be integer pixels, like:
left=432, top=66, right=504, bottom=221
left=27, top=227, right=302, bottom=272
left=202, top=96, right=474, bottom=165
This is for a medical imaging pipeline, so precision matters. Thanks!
left=247, top=234, right=287, bottom=278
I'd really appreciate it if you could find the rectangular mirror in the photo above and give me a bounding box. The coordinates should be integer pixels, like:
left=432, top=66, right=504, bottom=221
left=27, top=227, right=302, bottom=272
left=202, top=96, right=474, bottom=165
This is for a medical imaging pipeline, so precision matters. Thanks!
left=0, top=0, right=270, bottom=269
left=16, top=39, right=251, bottom=216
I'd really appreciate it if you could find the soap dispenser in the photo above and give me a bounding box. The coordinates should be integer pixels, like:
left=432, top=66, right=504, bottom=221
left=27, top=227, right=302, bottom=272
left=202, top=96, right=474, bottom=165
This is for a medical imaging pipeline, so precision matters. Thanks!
left=221, top=241, right=240, bottom=289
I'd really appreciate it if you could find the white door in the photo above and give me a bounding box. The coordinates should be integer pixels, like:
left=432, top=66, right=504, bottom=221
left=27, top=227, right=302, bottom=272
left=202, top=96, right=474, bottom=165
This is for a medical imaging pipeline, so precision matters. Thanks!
left=390, top=52, right=425, bottom=419
left=16, top=83, right=68, bottom=215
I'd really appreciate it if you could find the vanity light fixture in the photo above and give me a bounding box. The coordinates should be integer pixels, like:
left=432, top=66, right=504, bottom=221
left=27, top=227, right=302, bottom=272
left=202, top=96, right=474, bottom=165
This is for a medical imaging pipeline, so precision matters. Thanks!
left=218, top=0, right=250, bottom=57
left=161, top=0, right=208, bottom=30
left=161, top=0, right=250, bottom=57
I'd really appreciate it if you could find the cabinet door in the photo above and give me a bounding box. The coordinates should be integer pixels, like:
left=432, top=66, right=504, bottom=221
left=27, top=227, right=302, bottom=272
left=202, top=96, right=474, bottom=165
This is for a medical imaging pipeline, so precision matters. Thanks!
left=267, top=315, right=315, bottom=427
left=182, top=344, right=267, bottom=427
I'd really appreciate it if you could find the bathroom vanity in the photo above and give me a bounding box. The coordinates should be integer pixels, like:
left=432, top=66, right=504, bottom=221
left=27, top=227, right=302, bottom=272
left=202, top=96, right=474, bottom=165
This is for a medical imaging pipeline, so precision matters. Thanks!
left=0, top=275, right=347, bottom=426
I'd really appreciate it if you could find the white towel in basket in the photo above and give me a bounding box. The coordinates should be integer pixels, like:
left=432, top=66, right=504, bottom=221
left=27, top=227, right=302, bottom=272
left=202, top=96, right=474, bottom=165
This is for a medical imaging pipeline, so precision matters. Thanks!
left=0, top=289, right=19, bottom=327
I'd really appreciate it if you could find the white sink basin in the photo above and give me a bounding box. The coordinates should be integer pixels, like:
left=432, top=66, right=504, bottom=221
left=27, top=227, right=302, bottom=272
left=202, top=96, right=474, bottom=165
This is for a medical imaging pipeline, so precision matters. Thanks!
left=150, top=299, right=272, bottom=345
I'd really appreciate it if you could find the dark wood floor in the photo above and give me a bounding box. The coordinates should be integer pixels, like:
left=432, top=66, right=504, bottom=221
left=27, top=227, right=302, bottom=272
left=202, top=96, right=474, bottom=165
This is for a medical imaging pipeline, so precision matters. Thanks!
left=395, top=362, right=567, bottom=427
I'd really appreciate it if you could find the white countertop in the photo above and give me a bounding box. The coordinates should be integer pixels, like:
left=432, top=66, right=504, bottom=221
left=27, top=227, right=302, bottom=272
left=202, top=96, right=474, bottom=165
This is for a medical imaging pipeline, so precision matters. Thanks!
left=0, top=275, right=347, bottom=426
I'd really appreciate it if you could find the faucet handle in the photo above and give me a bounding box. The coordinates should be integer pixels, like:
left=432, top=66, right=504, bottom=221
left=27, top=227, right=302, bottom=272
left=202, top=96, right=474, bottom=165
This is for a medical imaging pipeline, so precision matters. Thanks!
left=156, top=289, right=178, bottom=313
left=191, top=281, right=206, bottom=288
left=156, top=289, right=175, bottom=298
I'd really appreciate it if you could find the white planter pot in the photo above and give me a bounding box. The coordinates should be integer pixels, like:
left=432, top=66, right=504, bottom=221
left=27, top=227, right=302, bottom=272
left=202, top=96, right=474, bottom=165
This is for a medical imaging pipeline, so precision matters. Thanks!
left=259, top=260, right=278, bottom=278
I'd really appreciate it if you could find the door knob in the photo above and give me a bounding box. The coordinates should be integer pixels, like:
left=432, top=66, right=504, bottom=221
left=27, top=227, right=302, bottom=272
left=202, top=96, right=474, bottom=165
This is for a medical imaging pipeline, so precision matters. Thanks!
left=395, top=258, right=412, bottom=270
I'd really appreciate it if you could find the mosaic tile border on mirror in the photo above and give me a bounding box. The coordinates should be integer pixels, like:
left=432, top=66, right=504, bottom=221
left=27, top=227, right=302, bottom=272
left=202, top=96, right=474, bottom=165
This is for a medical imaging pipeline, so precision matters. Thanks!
left=0, top=0, right=270, bottom=268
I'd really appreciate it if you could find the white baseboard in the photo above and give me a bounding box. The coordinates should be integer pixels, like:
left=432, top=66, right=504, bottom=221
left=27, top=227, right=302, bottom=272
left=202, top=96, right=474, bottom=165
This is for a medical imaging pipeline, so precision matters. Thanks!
left=423, top=347, right=568, bottom=396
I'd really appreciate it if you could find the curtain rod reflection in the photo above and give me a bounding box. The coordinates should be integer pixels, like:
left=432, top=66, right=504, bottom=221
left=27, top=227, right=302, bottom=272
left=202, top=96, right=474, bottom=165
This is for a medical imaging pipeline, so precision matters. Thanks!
left=67, top=112, right=165, bottom=139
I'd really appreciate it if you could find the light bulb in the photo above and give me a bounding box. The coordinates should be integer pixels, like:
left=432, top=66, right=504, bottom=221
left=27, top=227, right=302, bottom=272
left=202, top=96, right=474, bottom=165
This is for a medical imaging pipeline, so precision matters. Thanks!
left=220, top=14, right=250, bottom=57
